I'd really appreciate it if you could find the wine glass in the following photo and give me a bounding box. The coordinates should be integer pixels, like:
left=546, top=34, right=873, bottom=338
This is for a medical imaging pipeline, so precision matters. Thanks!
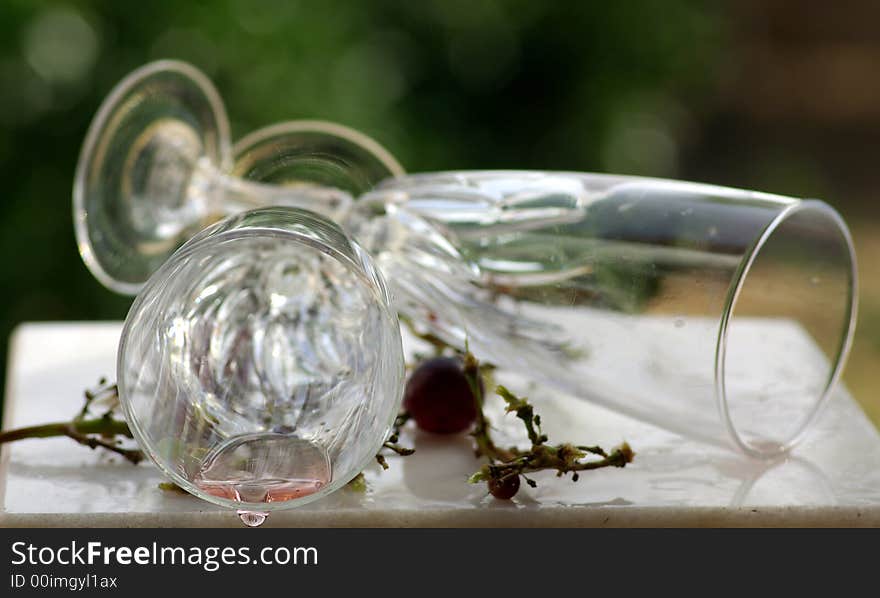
left=347, top=171, right=858, bottom=458
left=117, top=207, right=404, bottom=523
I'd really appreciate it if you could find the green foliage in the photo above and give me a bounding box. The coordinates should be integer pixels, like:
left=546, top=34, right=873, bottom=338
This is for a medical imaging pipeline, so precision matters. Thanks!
left=0, top=0, right=724, bottom=415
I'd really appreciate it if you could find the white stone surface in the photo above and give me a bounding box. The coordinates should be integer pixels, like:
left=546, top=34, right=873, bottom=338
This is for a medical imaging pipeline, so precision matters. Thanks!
left=2, top=321, right=880, bottom=527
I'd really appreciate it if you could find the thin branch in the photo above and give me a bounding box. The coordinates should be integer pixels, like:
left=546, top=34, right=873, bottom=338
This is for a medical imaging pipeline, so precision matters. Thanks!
left=62, top=424, right=144, bottom=465
left=0, top=417, right=133, bottom=445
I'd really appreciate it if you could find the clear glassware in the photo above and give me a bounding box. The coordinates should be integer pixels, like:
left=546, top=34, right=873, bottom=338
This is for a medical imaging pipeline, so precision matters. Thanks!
left=117, top=207, right=404, bottom=521
left=75, top=61, right=858, bottom=461
left=73, top=60, right=402, bottom=295
left=345, top=171, right=858, bottom=458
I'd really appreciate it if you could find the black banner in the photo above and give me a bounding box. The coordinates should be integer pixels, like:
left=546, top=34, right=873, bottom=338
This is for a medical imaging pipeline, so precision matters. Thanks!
left=0, top=528, right=870, bottom=595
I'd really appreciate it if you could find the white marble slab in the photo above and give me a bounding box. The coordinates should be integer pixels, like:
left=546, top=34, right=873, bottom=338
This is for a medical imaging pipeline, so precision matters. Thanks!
left=2, top=322, right=880, bottom=527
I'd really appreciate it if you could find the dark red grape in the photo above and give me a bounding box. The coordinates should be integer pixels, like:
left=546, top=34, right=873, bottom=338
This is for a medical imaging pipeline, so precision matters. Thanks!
left=403, top=356, right=480, bottom=434
left=488, top=474, right=520, bottom=500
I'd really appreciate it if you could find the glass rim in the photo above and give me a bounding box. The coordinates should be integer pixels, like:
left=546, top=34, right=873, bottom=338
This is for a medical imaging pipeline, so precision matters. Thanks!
left=714, top=199, right=859, bottom=459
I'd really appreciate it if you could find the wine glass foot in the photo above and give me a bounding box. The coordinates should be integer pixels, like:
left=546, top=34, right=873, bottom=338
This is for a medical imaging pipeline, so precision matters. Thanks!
left=74, top=60, right=231, bottom=294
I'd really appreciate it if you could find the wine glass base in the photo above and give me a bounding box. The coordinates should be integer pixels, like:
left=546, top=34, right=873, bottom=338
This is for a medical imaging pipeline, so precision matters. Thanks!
left=232, top=120, right=404, bottom=194
left=73, top=60, right=231, bottom=295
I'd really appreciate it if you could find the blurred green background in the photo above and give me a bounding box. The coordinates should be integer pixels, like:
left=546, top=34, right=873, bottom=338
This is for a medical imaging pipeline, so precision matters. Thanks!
left=0, top=1, right=877, bottom=422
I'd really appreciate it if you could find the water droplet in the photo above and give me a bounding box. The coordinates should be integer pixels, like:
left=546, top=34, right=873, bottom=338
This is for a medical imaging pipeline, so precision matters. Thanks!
left=674, top=318, right=685, bottom=328
left=810, top=276, right=821, bottom=285
left=238, top=511, right=268, bottom=527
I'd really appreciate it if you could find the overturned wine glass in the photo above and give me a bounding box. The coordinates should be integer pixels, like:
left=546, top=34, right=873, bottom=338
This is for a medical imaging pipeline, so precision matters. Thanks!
left=117, top=207, right=404, bottom=524
left=73, top=59, right=403, bottom=295
left=344, top=172, right=857, bottom=458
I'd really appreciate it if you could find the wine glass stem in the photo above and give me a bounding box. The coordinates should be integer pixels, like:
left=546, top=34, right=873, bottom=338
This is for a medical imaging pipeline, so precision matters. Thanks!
left=193, top=160, right=353, bottom=221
